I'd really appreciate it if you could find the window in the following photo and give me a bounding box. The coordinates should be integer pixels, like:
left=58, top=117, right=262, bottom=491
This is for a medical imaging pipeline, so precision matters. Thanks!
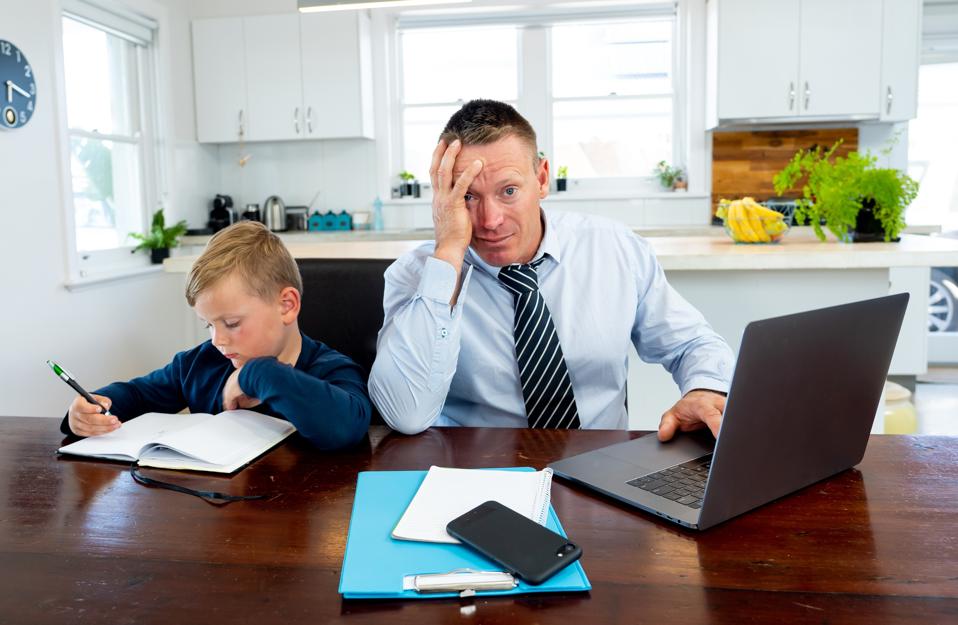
left=907, top=62, right=958, bottom=232
left=396, top=6, right=677, bottom=188
left=399, top=25, right=518, bottom=182
left=60, top=2, right=160, bottom=257
left=552, top=19, right=673, bottom=178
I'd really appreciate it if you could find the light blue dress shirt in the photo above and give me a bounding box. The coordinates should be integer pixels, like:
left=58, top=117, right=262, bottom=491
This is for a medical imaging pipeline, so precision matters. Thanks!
left=369, top=210, right=734, bottom=434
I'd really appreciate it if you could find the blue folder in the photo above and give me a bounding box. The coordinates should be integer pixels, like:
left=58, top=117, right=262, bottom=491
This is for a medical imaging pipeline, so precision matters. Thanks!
left=339, top=468, right=591, bottom=599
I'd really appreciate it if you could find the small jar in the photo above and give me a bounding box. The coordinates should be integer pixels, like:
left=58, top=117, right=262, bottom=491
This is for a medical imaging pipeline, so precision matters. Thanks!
left=883, top=381, right=918, bottom=434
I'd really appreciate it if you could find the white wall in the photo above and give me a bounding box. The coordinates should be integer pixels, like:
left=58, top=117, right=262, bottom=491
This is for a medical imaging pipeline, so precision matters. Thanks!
left=0, top=0, right=195, bottom=418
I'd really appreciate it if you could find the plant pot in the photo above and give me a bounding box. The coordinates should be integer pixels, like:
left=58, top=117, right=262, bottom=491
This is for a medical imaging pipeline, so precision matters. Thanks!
left=402, top=182, right=414, bottom=197
left=850, top=199, right=900, bottom=243
left=150, top=248, right=170, bottom=264
left=556, top=178, right=567, bottom=192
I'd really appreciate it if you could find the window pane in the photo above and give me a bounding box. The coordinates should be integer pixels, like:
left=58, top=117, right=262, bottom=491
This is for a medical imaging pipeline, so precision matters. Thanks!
left=402, top=104, right=462, bottom=181
left=552, top=19, right=672, bottom=98
left=552, top=97, right=672, bottom=178
left=62, top=16, right=139, bottom=135
left=401, top=26, right=518, bottom=104
left=71, top=137, right=143, bottom=252
left=907, top=62, right=958, bottom=231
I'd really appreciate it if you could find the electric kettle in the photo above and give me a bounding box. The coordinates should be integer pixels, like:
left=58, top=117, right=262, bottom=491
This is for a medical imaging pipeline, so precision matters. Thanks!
left=263, top=195, right=287, bottom=232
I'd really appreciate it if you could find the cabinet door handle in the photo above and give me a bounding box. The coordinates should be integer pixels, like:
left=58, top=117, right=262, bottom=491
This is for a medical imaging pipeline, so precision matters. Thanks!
left=294, top=107, right=300, bottom=134
left=788, top=82, right=795, bottom=110
left=804, top=81, right=810, bottom=110
left=886, top=86, right=894, bottom=115
left=306, top=106, right=313, bottom=134
left=238, top=109, right=245, bottom=138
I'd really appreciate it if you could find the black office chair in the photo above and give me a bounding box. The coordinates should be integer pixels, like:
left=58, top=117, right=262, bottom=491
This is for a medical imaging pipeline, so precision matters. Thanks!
left=297, top=258, right=393, bottom=424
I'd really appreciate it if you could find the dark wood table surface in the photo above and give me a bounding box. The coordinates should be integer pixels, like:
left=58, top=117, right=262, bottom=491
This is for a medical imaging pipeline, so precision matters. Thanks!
left=0, top=418, right=956, bottom=625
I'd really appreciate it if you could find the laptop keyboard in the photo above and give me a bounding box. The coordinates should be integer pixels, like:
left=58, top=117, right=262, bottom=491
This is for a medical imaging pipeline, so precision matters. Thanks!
left=626, top=455, right=713, bottom=509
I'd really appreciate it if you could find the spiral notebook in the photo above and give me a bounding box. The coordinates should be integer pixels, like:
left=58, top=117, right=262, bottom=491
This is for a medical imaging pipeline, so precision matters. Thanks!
left=391, top=465, right=554, bottom=544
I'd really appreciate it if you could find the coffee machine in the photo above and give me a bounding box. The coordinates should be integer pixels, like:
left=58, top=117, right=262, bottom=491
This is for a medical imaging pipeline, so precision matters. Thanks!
left=208, top=194, right=236, bottom=232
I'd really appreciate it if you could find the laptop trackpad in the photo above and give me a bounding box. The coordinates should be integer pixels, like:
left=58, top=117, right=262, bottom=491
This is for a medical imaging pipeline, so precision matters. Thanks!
left=599, top=429, right=715, bottom=475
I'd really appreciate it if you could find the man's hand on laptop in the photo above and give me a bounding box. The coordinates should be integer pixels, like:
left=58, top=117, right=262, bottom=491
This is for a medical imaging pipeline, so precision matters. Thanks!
left=657, top=389, right=726, bottom=442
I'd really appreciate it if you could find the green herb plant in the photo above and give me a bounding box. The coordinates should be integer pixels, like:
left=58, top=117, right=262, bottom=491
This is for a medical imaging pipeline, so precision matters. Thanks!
left=398, top=170, right=416, bottom=182
left=557, top=165, right=568, bottom=179
left=654, top=161, right=684, bottom=189
left=129, top=208, right=188, bottom=252
left=773, top=140, right=919, bottom=242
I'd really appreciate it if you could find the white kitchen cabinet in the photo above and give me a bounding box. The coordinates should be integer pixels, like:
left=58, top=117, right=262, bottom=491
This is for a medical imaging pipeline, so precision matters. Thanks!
left=244, top=14, right=304, bottom=141
left=707, top=0, right=919, bottom=126
left=191, top=17, right=247, bottom=143
left=710, top=0, right=801, bottom=120
left=300, top=12, right=374, bottom=139
left=799, top=0, right=881, bottom=118
left=191, top=13, right=374, bottom=143
left=880, top=0, right=922, bottom=121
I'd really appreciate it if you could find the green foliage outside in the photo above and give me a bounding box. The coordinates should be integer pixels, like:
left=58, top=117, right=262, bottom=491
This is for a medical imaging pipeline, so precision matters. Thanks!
left=773, top=140, right=919, bottom=242
left=129, top=209, right=187, bottom=252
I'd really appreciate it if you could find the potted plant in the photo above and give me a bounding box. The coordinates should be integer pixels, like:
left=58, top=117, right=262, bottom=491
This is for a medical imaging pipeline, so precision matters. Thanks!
left=129, top=208, right=188, bottom=264
left=773, top=140, right=919, bottom=242
left=398, top=170, right=419, bottom=197
left=654, top=160, right=685, bottom=191
left=556, top=165, right=568, bottom=192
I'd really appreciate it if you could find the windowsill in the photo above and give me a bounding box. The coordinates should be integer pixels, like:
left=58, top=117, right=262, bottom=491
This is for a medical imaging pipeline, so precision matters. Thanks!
left=64, top=264, right=165, bottom=292
left=383, top=191, right=708, bottom=205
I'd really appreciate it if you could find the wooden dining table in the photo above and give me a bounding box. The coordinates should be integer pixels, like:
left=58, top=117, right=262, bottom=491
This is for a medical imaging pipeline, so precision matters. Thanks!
left=0, top=417, right=955, bottom=624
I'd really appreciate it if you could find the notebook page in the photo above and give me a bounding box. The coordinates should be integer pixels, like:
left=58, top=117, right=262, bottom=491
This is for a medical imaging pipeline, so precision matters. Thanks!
left=391, top=466, right=554, bottom=544
left=57, top=413, right=199, bottom=461
left=146, top=410, right=294, bottom=466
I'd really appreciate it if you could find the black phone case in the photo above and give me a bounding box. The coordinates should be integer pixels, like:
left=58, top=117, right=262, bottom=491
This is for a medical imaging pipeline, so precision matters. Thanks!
left=446, top=500, right=582, bottom=585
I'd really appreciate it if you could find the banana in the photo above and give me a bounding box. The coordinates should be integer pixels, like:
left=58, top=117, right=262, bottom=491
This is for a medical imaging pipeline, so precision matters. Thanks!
left=743, top=203, right=771, bottom=242
left=728, top=200, right=758, bottom=242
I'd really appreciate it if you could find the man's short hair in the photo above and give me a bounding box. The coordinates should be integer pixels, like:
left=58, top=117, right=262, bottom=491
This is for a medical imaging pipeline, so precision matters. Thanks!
left=440, top=99, right=539, bottom=165
left=185, top=220, right=303, bottom=306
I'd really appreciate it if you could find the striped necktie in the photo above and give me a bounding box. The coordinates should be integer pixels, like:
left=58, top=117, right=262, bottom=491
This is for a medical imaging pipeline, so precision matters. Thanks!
left=498, top=260, right=581, bottom=429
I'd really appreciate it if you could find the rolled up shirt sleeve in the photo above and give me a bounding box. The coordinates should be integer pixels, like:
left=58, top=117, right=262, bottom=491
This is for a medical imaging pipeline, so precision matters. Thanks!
left=368, top=255, right=473, bottom=435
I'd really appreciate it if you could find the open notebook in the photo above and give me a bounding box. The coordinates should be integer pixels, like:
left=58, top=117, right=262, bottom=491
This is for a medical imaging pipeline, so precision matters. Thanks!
left=391, top=466, right=554, bottom=544
left=57, top=410, right=296, bottom=473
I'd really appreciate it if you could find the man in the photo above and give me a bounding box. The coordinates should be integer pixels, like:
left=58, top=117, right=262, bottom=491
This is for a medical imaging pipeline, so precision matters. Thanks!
left=369, top=99, right=734, bottom=439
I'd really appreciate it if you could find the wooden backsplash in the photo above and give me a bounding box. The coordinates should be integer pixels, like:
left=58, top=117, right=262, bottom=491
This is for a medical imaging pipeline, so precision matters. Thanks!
left=711, top=128, right=859, bottom=215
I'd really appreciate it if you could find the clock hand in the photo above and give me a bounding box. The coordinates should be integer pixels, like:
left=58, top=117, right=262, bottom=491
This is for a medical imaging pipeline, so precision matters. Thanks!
left=9, top=82, right=30, bottom=98
left=4, top=80, right=11, bottom=103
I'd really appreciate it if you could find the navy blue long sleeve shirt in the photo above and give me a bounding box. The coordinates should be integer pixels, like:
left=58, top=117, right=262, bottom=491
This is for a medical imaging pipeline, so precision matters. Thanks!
left=60, top=333, right=372, bottom=450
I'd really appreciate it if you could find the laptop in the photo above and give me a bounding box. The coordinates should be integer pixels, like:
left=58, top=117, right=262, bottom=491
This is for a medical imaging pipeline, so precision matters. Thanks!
left=549, top=293, right=910, bottom=530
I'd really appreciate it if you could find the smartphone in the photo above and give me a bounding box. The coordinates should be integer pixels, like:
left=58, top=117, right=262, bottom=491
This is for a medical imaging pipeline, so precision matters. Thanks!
left=446, top=500, right=582, bottom=585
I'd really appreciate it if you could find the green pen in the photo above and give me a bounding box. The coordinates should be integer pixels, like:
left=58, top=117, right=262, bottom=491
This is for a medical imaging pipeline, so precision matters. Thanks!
left=46, top=360, right=112, bottom=416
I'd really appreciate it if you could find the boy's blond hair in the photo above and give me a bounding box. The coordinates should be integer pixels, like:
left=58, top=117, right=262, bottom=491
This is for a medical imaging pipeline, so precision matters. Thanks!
left=185, top=221, right=303, bottom=306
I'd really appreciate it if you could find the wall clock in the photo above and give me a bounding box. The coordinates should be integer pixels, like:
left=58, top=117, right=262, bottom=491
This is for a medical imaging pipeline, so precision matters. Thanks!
left=0, top=39, right=36, bottom=129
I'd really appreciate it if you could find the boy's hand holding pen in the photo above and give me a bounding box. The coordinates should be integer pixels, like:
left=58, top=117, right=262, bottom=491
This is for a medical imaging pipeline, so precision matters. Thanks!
left=47, top=360, right=120, bottom=437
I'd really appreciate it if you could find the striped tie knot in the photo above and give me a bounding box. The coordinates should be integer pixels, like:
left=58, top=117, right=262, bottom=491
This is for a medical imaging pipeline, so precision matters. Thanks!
left=498, top=260, right=545, bottom=296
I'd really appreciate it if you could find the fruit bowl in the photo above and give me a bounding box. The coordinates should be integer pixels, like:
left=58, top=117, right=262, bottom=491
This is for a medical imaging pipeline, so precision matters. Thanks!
left=718, top=198, right=790, bottom=244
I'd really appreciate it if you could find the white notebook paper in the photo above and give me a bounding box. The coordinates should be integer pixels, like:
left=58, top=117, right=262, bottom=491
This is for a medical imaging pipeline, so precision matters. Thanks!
left=391, top=466, right=554, bottom=544
left=57, top=410, right=296, bottom=473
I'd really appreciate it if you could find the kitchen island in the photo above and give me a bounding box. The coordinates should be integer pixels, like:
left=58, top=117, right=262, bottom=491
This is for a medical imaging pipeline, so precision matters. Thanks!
left=166, top=230, right=958, bottom=429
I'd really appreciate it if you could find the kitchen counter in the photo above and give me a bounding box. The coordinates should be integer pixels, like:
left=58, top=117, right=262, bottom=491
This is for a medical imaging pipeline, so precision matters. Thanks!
left=167, top=231, right=958, bottom=273
left=164, top=231, right=958, bottom=430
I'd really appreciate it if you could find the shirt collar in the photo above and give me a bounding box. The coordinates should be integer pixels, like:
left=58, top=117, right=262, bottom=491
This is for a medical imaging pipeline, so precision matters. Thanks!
left=466, top=208, right=562, bottom=278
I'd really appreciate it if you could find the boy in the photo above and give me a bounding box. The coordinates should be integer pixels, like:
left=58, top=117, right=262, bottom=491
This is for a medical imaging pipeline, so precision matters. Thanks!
left=61, top=221, right=372, bottom=450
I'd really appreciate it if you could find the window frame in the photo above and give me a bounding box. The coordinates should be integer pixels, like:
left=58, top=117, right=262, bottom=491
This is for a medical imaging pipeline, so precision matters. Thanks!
left=54, top=0, right=168, bottom=284
left=391, top=3, right=684, bottom=196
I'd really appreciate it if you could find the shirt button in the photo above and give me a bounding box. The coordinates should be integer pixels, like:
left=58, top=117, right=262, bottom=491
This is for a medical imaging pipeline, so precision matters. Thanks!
left=439, top=328, right=448, bottom=338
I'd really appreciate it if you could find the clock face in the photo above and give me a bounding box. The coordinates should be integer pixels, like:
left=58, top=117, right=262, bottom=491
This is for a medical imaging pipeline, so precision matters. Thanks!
left=0, top=39, right=36, bottom=129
